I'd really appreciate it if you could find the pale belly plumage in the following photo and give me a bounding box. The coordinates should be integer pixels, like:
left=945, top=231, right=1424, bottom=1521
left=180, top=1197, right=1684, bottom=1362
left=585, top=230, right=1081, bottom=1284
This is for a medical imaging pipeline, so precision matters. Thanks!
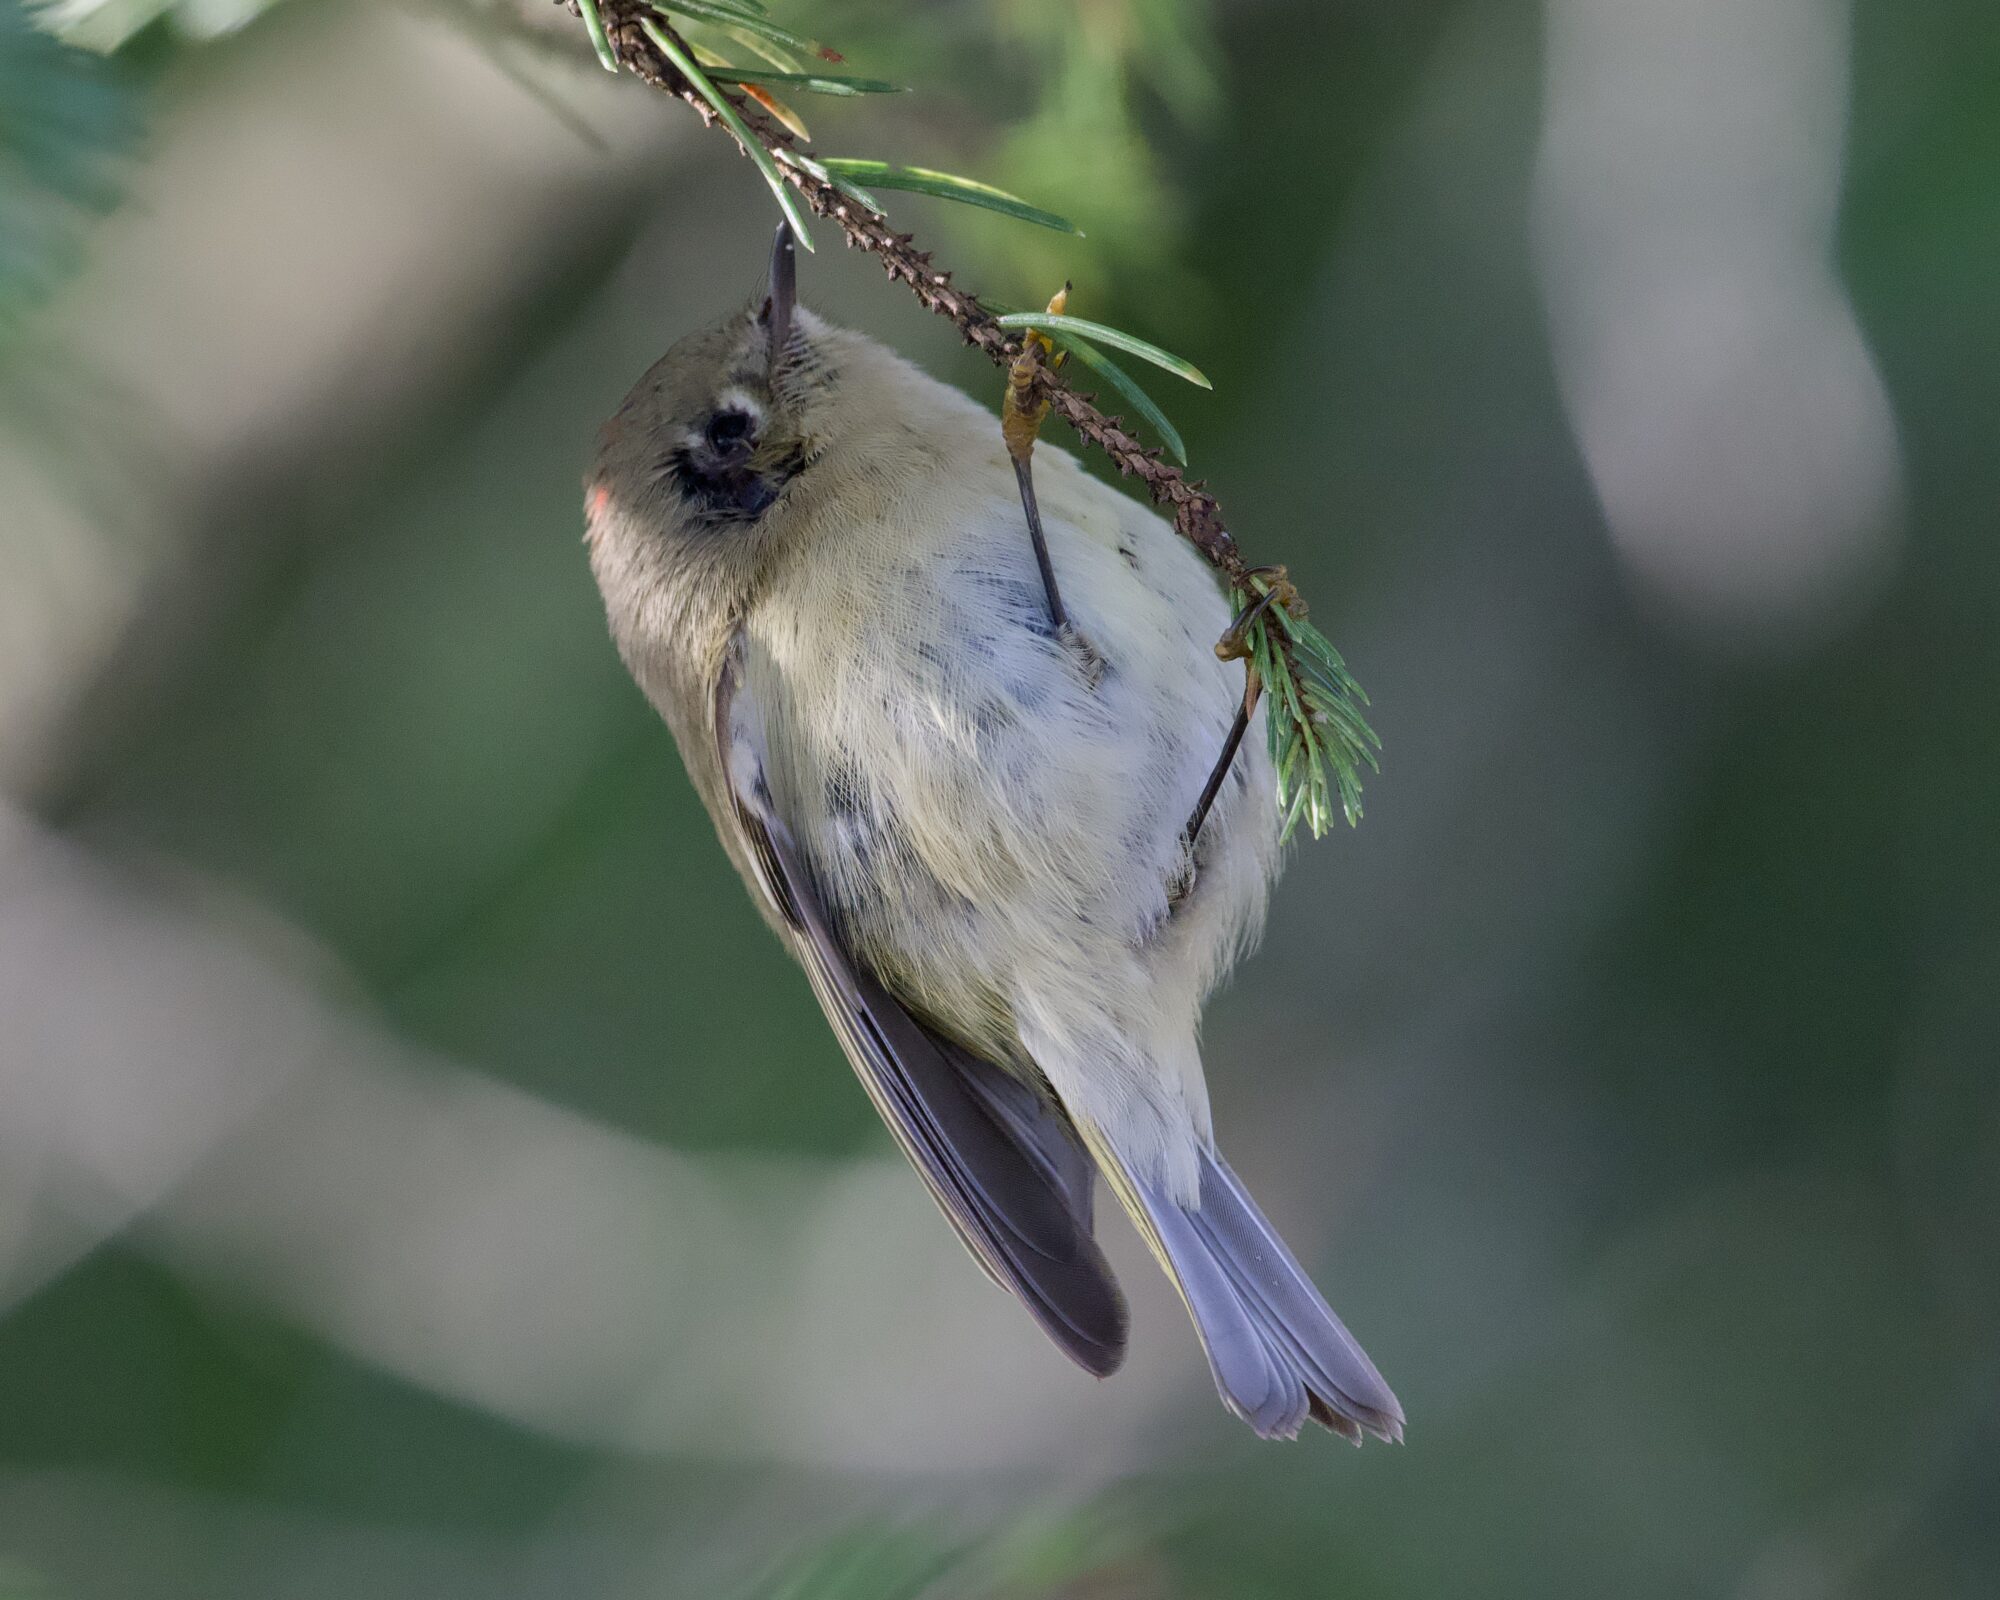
left=740, top=426, right=1277, bottom=1171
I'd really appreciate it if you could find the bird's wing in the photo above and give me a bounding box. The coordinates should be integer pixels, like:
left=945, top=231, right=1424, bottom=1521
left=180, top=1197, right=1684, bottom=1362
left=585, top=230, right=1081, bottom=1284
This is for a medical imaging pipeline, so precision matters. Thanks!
left=713, top=632, right=1127, bottom=1376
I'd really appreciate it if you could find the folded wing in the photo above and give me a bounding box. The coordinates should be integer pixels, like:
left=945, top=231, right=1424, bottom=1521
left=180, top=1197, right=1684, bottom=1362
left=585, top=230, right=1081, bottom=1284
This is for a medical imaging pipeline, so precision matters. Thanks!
left=714, top=635, right=1128, bottom=1376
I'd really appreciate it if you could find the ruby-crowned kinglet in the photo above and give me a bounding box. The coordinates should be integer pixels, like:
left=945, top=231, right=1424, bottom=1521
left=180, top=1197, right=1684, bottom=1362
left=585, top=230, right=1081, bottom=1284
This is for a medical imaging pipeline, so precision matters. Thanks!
left=582, top=228, right=1401, bottom=1442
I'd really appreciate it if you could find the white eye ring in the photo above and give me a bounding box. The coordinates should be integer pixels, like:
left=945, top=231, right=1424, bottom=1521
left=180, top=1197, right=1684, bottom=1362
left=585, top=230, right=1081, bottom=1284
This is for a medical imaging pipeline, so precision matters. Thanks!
left=714, top=387, right=765, bottom=428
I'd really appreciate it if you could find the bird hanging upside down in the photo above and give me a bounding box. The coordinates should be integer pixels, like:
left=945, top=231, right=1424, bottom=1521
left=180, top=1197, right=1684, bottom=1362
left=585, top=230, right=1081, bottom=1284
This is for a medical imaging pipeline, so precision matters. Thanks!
left=582, top=226, right=1402, bottom=1442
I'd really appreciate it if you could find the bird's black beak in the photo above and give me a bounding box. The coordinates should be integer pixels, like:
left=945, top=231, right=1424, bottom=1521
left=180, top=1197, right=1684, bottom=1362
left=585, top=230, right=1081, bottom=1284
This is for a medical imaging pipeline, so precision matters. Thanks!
left=762, top=221, right=797, bottom=370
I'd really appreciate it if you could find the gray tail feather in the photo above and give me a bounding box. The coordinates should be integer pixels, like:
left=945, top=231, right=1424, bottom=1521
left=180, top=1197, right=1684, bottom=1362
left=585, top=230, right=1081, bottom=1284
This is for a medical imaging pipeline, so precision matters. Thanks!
left=1137, top=1148, right=1404, bottom=1442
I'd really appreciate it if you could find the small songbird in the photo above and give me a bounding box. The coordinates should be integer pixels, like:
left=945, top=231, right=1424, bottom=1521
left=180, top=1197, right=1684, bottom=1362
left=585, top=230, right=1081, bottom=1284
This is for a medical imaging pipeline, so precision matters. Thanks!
left=582, top=227, right=1402, bottom=1442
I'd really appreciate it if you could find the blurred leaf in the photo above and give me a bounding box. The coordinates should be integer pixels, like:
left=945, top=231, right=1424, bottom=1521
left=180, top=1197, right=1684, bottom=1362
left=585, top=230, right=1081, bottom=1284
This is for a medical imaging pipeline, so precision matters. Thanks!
left=995, top=311, right=1209, bottom=386
left=640, top=17, right=816, bottom=249
left=0, top=1558, right=54, bottom=1600
left=31, top=0, right=292, bottom=52
left=749, top=1522, right=971, bottom=1600
left=741, top=1504, right=1151, bottom=1600
left=969, top=0, right=1214, bottom=315
left=0, top=6, right=143, bottom=353
left=819, top=159, right=1078, bottom=233
left=707, top=66, right=902, bottom=96
left=425, top=0, right=610, bottom=148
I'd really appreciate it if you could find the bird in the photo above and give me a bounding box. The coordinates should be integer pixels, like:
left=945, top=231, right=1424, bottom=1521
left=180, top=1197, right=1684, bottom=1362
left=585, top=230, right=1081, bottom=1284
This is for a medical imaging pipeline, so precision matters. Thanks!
left=581, top=224, right=1402, bottom=1442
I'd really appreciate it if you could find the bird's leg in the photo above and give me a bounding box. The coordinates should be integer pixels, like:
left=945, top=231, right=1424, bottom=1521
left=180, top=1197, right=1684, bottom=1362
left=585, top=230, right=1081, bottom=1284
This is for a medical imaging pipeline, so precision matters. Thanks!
left=1010, top=452, right=1067, bottom=631
left=1178, top=568, right=1296, bottom=862
left=1177, top=668, right=1263, bottom=888
left=1002, top=287, right=1072, bottom=640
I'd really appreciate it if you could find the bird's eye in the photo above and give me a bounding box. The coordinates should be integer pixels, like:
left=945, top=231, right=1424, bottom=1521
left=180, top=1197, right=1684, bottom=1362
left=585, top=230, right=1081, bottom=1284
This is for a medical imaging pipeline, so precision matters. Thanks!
left=705, top=408, right=756, bottom=452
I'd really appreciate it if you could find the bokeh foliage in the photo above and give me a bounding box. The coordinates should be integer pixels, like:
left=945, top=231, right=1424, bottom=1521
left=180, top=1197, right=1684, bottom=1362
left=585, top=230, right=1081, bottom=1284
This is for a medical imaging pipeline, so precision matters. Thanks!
left=0, top=6, right=141, bottom=351
left=3, top=1, right=1998, bottom=1597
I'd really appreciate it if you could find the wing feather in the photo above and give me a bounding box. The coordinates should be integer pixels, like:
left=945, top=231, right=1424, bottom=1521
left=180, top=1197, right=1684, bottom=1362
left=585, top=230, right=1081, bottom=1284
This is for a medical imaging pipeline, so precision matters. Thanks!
left=714, top=635, right=1127, bottom=1375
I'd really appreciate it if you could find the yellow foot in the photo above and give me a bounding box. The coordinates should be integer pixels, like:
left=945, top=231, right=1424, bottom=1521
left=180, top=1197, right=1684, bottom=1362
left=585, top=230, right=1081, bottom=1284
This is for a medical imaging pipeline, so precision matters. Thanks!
left=1003, top=287, right=1077, bottom=640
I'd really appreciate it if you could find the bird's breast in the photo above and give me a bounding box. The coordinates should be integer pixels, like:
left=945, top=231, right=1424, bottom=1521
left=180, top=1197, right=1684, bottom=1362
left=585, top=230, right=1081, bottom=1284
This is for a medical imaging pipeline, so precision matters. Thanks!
left=739, top=443, right=1260, bottom=1036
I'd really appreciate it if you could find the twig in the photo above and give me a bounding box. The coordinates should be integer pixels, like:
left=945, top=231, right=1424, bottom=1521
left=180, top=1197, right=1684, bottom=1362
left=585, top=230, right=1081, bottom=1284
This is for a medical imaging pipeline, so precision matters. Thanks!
left=566, top=2, right=1377, bottom=840
left=573, top=0, right=1256, bottom=591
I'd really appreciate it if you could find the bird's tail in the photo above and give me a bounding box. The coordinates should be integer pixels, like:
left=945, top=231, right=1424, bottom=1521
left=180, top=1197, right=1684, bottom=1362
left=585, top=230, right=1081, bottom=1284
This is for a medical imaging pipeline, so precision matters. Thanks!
left=1094, top=1138, right=1404, bottom=1442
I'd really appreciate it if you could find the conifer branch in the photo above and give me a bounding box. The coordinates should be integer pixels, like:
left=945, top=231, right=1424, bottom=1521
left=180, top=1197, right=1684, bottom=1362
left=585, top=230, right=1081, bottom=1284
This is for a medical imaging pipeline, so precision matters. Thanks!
left=564, top=0, right=1377, bottom=836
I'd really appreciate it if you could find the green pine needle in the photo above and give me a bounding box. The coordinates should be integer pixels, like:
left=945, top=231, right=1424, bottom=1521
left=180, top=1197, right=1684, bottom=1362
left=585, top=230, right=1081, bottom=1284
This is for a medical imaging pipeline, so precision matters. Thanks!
left=1239, top=578, right=1377, bottom=839
left=651, top=0, right=818, bottom=59
left=1041, top=334, right=1189, bottom=462
left=705, top=22, right=806, bottom=73
left=788, top=153, right=883, bottom=214
left=981, top=300, right=1192, bottom=464
left=578, top=0, right=620, bottom=71
left=995, top=312, right=1209, bottom=387
left=819, top=159, right=1080, bottom=234
left=641, top=18, right=816, bottom=250
left=707, top=67, right=903, bottom=96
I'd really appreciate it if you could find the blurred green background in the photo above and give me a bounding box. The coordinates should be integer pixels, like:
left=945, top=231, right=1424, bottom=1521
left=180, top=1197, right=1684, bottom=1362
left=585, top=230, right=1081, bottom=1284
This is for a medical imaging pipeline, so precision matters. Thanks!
left=2, top=0, right=1996, bottom=1596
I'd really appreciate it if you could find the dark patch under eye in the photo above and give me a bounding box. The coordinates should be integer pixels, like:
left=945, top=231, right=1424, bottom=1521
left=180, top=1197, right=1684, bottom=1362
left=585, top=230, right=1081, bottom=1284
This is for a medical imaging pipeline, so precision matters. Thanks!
left=706, top=407, right=756, bottom=452
left=668, top=434, right=809, bottom=523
